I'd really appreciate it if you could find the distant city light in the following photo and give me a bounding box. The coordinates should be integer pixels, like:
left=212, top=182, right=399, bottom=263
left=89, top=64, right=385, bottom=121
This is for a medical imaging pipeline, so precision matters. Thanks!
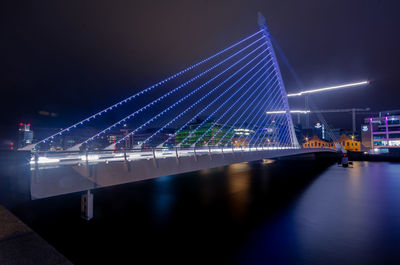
left=266, top=110, right=311, bottom=114
left=287, top=81, right=369, bottom=97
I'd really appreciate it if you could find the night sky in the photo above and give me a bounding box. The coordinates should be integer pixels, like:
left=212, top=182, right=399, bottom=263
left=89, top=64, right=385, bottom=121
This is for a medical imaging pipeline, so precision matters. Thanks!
left=1, top=0, right=400, bottom=138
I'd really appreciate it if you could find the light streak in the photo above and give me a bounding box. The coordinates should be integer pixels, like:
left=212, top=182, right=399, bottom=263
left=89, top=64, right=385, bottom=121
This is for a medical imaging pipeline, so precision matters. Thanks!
left=286, top=81, right=369, bottom=97
left=266, top=110, right=311, bottom=114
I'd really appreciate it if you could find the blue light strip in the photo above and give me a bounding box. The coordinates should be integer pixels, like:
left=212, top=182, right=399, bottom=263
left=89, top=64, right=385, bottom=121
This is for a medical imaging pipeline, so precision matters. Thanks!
left=82, top=39, right=267, bottom=146
left=234, top=81, right=280, bottom=146
left=178, top=57, right=268, bottom=147
left=34, top=30, right=263, bottom=147
left=161, top=52, right=268, bottom=147
left=218, top=75, right=278, bottom=146
left=244, top=88, right=284, bottom=147
left=195, top=63, right=272, bottom=146
left=115, top=47, right=269, bottom=147
left=207, top=64, right=275, bottom=146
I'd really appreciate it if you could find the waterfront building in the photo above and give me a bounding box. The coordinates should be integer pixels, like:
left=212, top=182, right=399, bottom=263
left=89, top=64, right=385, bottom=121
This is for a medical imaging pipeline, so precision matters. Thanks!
left=303, top=134, right=360, bottom=152
left=17, top=123, right=33, bottom=149
left=302, top=136, right=331, bottom=148
left=361, top=115, right=400, bottom=154
left=335, top=134, right=361, bottom=152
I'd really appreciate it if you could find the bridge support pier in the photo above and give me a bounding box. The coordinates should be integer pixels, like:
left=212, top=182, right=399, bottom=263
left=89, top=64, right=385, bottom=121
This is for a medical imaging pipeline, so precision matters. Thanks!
left=81, top=190, right=93, bottom=220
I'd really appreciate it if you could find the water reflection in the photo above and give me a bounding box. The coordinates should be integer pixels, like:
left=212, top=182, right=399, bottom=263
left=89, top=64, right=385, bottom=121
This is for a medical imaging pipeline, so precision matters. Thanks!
left=227, top=163, right=251, bottom=219
left=13, top=159, right=400, bottom=265
left=238, top=161, right=400, bottom=265
left=152, top=174, right=176, bottom=223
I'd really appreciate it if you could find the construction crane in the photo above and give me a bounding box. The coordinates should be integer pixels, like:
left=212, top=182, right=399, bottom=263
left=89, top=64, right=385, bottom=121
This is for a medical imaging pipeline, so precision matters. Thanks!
left=304, top=108, right=370, bottom=134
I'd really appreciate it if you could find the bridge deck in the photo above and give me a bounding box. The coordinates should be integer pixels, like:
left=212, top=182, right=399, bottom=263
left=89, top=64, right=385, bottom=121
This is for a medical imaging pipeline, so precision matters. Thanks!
left=30, top=147, right=336, bottom=199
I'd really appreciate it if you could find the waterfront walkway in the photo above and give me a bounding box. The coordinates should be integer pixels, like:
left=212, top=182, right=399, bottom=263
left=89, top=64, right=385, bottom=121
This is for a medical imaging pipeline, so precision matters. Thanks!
left=0, top=205, right=72, bottom=265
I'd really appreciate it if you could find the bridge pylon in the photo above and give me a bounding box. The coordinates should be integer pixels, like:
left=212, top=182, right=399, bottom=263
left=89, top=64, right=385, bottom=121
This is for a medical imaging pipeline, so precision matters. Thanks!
left=257, top=12, right=299, bottom=148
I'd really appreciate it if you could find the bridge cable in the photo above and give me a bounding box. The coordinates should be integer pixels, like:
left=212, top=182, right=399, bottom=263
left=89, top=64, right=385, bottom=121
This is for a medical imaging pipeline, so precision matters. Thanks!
left=78, top=39, right=267, bottom=148
left=143, top=58, right=273, bottom=148
left=206, top=66, right=276, bottom=146
left=248, top=88, right=288, bottom=147
left=269, top=34, right=338, bottom=144
left=159, top=53, right=269, bottom=148
left=115, top=49, right=270, bottom=148
left=219, top=77, right=279, bottom=147
left=176, top=57, right=270, bottom=147
left=27, top=30, right=264, bottom=150
left=235, top=83, right=280, bottom=146
left=191, top=62, right=274, bottom=147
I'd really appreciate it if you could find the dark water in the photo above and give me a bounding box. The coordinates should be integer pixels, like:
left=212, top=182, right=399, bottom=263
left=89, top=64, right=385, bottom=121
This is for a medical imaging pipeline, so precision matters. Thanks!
left=9, top=160, right=400, bottom=264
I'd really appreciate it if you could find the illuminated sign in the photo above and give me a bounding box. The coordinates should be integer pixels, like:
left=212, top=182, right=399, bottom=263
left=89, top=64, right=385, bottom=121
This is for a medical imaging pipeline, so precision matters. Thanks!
left=362, top=125, right=368, bottom=132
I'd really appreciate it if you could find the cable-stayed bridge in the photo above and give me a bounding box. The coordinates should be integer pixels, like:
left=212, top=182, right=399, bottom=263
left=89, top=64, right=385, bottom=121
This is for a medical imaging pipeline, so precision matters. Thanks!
left=19, top=14, right=336, bottom=217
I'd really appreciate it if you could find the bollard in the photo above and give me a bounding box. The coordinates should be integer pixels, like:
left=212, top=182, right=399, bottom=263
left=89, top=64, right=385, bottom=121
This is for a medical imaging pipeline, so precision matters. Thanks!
left=81, top=190, right=93, bottom=220
left=175, top=147, right=179, bottom=165
left=152, top=147, right=157, bottom=167
left=193, top=147, right=197, bottom=161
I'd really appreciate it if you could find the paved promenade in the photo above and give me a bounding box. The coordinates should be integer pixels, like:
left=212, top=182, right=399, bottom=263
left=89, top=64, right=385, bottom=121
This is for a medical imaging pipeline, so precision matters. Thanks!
left=0, top=205, right=72, bottom=265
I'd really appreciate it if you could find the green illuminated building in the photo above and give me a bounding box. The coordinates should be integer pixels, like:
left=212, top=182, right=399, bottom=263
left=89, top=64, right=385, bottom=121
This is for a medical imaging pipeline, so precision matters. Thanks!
left=175, top=122, right=234, bottom=146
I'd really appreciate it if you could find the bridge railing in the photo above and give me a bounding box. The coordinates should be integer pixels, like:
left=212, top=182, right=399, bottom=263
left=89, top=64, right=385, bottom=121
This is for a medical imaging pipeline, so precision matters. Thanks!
left=29, top=145, right=311, bottom=167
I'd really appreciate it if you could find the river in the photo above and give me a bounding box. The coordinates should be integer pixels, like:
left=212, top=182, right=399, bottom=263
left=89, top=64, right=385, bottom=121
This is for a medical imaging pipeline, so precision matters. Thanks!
left=10, top=159, right=400, bottom=264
